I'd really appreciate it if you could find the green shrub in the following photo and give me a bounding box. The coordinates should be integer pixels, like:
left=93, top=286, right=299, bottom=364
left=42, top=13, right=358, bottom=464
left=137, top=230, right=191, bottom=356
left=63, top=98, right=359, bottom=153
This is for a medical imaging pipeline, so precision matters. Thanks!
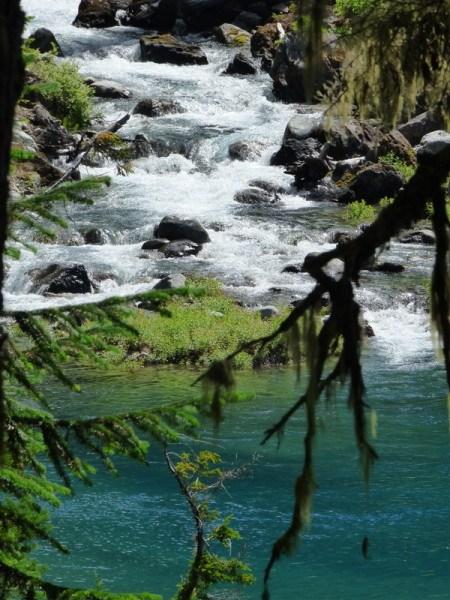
left=335, top=0, right=375, bottom=17
left=27, top=55, right=93, bottom=130
left=379, top=153, right=416, bottom=181
left=345, top=199, right=375, bottom=223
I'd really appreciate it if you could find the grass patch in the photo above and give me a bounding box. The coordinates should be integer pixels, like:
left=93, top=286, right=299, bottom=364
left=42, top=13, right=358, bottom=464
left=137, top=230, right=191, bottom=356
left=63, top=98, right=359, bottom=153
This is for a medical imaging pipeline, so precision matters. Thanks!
left=379, top=152, right=416, bottom=181
left=96, top=277, right=288, bottom=369
left=345, top=199, right=375, bottom=223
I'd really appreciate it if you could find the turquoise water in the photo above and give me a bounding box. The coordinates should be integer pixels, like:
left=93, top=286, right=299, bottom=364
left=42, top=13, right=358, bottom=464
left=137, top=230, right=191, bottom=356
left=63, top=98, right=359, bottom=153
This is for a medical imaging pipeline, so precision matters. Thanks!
left=38, top=357, right=450, bottom=599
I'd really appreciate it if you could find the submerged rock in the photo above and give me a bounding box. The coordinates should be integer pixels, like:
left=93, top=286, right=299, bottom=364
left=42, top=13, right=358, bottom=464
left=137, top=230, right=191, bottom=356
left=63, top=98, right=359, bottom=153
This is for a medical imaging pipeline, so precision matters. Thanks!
left=133, top=98, right=184, bottom=117
left=160, top=240, right=202, bottom=257
left=141, top=238, right=170, bottom=250
left=140, top=34, right=208, bottom=65
left=153, top=273, right=187, bottom=289
left=154, top=216, right=211, bottom=244
left=233, top=187, right=279, bottom=205
left=248, top=179, right=286, bottom=194
left=228, top=140, right=264, bottom=161
left=85, top=78, right=131, bottom=99
left=224, top=53, right=257, bottom=75
left=84, top=228, right=110, bottom=245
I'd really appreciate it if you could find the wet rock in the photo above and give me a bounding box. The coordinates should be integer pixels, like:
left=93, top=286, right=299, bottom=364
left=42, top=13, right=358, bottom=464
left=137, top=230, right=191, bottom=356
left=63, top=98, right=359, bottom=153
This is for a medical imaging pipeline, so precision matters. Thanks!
left=248, top=179, right=286, bottom=194
left=160, top=240, right=202, bottom=257
left=154, top=216, right=210, bottom=244
left=365, top=261, right=405, bottom=274
left=364, top=321, right=375, bottom=337
left=153, top=273, right=187, bottom=289
left=228, top=140, right=264, bottom=161
left=141, top=238, right=170, bottom=250
left=73, top=0, right=130, bottom=28
left=140, top=34, right=208, bottom=65
left=215, top=23, right=251, bottom=45
left=131, top=134, right=154, bottom=158
left=28, top=28, right=63, bottom=56
left=282, top=264, right=302, bottom=274
left=133, top=98, right=184, bottom=117
left=398, top=110, right=445, bottom=146
left=251, top=22, right=282, bottom=66
left=294, top=156, right=330, bottom=187
left=331, top=158, right=365, bottom=183
left=328, top=230, right=354, bottom=245
left=28, top=103, right=74, bottom=158
left=233, top=11, right=262, bottom=31
left=340, top=163, right=404, bottom=205
left=36, top=264, right=94, bottom=294
left=84, top=228, right=109, bottom=244
left=277, top=139, right=323, bottom=170
left=416, top=130, right=450, bottom=168
left=398, top=229, right=436, bottom=245
left=224, top=53, right=257, bottom=75
left=234, top=187, right=279, bottom=205
left=126, top=0, right=178, bottom=31
left=180, top=0, right=241, bottom=31
left=85, top=78, right=131, bottom=99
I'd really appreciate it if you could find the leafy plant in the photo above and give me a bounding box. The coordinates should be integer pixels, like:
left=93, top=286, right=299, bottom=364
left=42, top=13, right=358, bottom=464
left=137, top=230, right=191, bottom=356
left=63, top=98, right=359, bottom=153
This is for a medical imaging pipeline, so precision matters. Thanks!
left=379, top=153, right=416, bottom=181
left=345, top=199, right=375, bottom=223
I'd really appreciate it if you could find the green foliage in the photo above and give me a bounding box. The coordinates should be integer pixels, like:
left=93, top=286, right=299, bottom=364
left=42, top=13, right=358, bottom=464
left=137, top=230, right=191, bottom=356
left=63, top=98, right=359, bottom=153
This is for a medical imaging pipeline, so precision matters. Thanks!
left=379, top=153, right=416, bottom=181
left=24, top=49, right=93, bottom=130
left=97, top=277, right=287, bottom=369
left=345, top=199, right=375, bottom=223
left=335, top=0, right=375, bottom=18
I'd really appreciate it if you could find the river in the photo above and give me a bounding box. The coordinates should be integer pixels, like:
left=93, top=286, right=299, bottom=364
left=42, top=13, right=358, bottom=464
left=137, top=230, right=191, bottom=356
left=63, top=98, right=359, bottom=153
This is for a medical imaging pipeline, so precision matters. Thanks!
left=13, top=1, right=450, bottom=598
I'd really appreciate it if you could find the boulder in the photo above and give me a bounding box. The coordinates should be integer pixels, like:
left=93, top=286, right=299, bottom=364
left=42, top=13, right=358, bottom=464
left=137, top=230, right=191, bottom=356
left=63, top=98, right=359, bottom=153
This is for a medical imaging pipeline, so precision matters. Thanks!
left=398, top=110, right=446, bottom=146
left=250, top=22, right=282, bottom=66
left=132, top=134, right=154, bottom=158
left=41, top=264, right=94, bottom=294
left=271, top=137, right=322, bottom=168
left=340, top=163, right=404, bottom=205
left=365, top=261, right=405, bottom=274
left=28, top=28, right=63, bottom=56
left=73, top=0, right=130, bottom=28
left=133, top=98, right=184, bottom=117
left=248, top=179, right=286, bottom=194
left=140, top=34, right=208, bottom=65
left=233, top=11, right=262, bottom=31
left=28, top=103, right=74, bottom=158
left=373, top=129, right=415, bottom=165
left=153, top=273, right=187, bottom=289
left=215, top=23, right=251, bottom=46
left=282, top=264, right=302, bottom=274
left=180, top=0, right=241, bottom=31
left=154, top=216, right=210, bottom=244
left=283, top=113, right=324, bottom=143
left=160, top=240, right=202, bottom=257
left=228, top=140, right=264, bottom=161
left=141, top=238, right=170, bottom=250
left=85, top=78, right=131, bottom=99
left=84, top=228, right=109, bottom=244
left=224, top=53, right=257, bottom=75
left=398, top=229, right=436, bottom=245
left=416, top=130, right=450, bottom=168
left=126, top=0, right=178, bottom=31
left=234, top=187, right=279, bottom=205
left=294, top=156, right=330, bottom=187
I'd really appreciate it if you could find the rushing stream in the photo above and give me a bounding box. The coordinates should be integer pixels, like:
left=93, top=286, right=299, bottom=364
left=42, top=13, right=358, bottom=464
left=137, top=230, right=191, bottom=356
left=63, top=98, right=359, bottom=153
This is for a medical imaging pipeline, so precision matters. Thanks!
left=12, top=0, right=450, bottom=597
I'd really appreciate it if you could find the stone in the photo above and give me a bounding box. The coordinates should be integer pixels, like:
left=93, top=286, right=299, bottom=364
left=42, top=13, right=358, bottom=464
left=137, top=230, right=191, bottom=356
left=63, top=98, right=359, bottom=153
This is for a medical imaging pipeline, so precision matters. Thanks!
left=416, top=131, right=450, bottom=168
left=398, top=110, right=446, bottom=146
left=282, top=264, right=302, bottom=274
left=398, top=229, right=436, bottom=245
left=271, top=137, right=322, bottom=168
left=233, top=187, right=279, bottom=205
left=140, top=34, right=208, bottom=65
left=160, top=240, right=202, bottom=257
left=28, top=103, right=74, bottom=158
left=45, top=264, right=94, bottom=294
left=228, top=140, right=264, bottom=161
left=364, top=321, right=375, bottom=337
left=133, top=98, right=184, bottom=117
left=132, top=134, right=154, bottom=158
left=328, top=230, right=354, bottom=245
left=258, top=306, right=279, bottom=319
left=251, top=22, right=281, bottom=63
left=294, top=157, right=330, bottom=187
left=126, top=0, right=178, bottom=31
left=85, top=78, right=131, bottom=99
left=248, top=179, right=286, bottom=194
left=180, top=0, right=242, bottom=31
left=84, top=228, right=109, bottom=244
left=141, top=238, right=170, bottom=250
left=153, top=273, right=187, bottom=289
left=340, top=163, right=404, bottom=205
left=154, top=216, right=210, bottom=244
left=73, top=0, right=130, bottom=28
left=365, top=261, right=405, bottom=274
left=224, top=53, right=257, bottom=75
left=215, top=23, right=251, bottom=46
left=28, top=28, right=63, bottom=56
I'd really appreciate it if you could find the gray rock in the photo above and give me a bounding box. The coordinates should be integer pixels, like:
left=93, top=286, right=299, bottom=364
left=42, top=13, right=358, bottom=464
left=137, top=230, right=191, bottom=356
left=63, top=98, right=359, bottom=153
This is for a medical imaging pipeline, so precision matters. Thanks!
left=140, top=34, right=208, bottom=65
left=271, top=137, right=322, bottom=168
left=28, top=28, right=63, bottom=56
left=224, top=53, right=257, bottom=75
left=125, top=0, right=177, bottom=31
left=141, top=238, right=170, bottom=250
left=398, top=110, right=445, bottom=146
left=248, top=179, right=286, bottom=194
left=416, top=130, right=450, bottom=167
left=340, top=163, right=404, bottom=205
left=84, top=228, right=109, bottom=244
left=234, top=187, right=279, bottom=205
left=153, top=273, right=187, bottom=289
left=39, top=264, right=94, bottom=294
left=86, top=78, right=131, bottom=99
left=228, top=140, right=264, bottom=161
left=294, top=157, right=330, bottom=187
left=133, top=98, right=184, bottom=117
left=73, top=0, right=130, bottom=28
left=258, top=306, right=279, bottom=319
left=398, top=229, right=436, bottom=245
left=282, top=264, right=302, bottom=274
left=160, top=240, right=202, bottom=257
left=28, top=103, right=74, bottom=158
left=155, top=216, right=210, bottom=244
